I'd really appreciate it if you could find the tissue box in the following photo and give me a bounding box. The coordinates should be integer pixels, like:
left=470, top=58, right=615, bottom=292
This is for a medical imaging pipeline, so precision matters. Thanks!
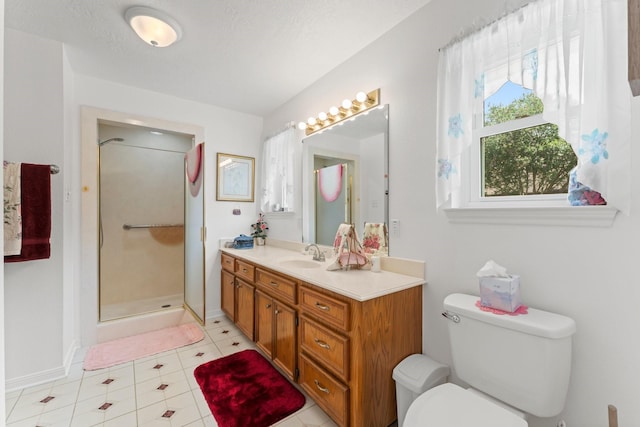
left=479, top=275, right=521, bottom=312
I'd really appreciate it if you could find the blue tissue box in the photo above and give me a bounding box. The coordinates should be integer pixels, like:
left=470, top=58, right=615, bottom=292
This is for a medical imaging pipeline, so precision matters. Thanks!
left=479, top=275, right=521, bottom=312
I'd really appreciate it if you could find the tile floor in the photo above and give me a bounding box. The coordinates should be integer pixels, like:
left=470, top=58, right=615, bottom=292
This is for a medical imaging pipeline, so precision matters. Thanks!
left=5, top=316, right=339, bottom=427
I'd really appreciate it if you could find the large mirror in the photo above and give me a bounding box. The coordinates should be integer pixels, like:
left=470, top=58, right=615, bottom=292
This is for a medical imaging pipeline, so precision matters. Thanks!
left=302, top=104, right=389, bottom=253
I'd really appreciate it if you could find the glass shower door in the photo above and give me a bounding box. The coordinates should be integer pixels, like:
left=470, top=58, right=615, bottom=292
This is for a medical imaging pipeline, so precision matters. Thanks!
left=184, top=142, right=205, bottom=323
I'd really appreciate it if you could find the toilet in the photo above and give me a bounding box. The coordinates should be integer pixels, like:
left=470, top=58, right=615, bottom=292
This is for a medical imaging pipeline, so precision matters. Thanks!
left=402, top=293, right=576, bottom=426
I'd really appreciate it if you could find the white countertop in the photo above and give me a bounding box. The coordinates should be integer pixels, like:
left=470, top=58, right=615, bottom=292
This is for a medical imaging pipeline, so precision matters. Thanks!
left=220, top=244, right=425, bottom=302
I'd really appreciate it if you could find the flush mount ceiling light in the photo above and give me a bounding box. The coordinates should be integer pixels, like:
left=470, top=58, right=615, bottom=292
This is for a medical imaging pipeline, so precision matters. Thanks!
left=125, top=6, right=182, bottom=48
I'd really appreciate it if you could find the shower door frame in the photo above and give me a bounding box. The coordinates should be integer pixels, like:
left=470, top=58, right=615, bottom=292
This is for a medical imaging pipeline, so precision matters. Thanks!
left=80, top=107, right=206, bottom=342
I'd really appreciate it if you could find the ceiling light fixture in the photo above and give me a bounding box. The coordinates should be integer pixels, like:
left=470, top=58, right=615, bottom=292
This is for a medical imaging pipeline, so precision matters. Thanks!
left=125, top=6, right=182, bottom=48
left=298, top=89, right=381, bottom=136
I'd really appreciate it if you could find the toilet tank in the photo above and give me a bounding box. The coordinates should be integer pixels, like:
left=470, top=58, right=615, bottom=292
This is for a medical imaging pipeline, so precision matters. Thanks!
left=443, top=293, right=576, bottom=418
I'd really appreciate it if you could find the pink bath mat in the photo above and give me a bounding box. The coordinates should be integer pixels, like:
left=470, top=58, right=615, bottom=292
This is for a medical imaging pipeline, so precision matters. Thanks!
left=83, top=323, right=204, bottom=370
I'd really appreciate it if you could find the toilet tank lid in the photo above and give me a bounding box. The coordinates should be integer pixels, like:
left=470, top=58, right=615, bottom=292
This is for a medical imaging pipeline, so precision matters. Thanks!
left=444, top=293, right=576, bottom=339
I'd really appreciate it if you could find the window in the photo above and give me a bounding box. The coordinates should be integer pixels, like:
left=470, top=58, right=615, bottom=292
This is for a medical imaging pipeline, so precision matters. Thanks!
left=435, top=0, right=629, bottom=224
left=474, top=81, right=577, bottom=200
left=435, top=0, right=631, bottom=223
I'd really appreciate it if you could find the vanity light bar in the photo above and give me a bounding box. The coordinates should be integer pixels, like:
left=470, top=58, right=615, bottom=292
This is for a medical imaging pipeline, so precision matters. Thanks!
left=298, top=89, right=381, bottom=136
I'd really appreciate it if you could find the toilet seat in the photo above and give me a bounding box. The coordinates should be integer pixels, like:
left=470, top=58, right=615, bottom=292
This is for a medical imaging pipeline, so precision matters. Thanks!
left=403, top=383, right=528, bottom=427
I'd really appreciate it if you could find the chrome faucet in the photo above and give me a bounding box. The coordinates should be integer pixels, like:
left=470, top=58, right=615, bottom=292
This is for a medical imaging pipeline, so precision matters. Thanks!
left=305, top=244, right=326, bottom=261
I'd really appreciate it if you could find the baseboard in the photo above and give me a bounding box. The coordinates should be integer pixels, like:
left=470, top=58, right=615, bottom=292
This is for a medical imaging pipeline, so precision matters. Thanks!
left=5, top=365, right=67, bottom=393
left=63, top=338, right=80, bottom=373
left=6, top=339, right=80, bottom=392
left=206, top=308, right=224, bottom=322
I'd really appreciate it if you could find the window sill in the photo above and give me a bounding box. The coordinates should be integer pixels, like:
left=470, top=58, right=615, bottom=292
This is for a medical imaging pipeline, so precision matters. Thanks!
left=443, top=206, right=618, bottom=227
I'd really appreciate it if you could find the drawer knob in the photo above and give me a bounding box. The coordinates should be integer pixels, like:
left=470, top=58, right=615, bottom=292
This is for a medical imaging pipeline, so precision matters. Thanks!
left=314, top=338, right=331, bottom=350
left=242, top=268, right=248, bottom=273
left=315, top=302, right=330, bottom=311
left=265, top=304, right=272, bottom=309
left=314, top=379, right=330, bottom=394
left=270, top=281, right=279, bottom=287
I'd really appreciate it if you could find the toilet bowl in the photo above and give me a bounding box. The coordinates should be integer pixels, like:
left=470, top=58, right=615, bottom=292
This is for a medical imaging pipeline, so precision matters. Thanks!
left=403, top=383, right=526, bottom=426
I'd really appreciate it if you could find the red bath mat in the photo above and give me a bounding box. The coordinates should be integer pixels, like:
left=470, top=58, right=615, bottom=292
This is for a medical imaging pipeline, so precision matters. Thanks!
left=194, top=349, right=305, bottom=427
left=83, top=323, right=204, bottom=370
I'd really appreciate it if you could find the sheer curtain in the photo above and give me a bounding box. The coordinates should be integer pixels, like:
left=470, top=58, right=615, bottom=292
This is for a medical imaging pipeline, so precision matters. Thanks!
left=435, top=0, right=631, bottom=213
left=260, top=127, right=296, bottom=213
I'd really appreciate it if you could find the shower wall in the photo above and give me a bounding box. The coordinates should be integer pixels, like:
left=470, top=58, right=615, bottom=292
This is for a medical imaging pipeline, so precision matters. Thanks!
left=99, top=123, right=192, bottom=320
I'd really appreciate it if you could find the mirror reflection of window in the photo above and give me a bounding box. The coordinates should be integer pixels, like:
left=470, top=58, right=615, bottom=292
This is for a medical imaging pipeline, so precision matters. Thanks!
left=261, top=127, right=296, bottom=213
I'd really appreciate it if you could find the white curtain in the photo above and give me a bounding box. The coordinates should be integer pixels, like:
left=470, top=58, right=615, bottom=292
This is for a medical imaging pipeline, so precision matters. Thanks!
left=435, top=0, right=631, bottom=213
left=260, top=127, right=296, bottom=213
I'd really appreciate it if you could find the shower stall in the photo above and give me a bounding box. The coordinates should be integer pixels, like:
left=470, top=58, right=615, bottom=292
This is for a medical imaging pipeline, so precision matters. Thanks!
left=98, top=123, right=193, bottom=321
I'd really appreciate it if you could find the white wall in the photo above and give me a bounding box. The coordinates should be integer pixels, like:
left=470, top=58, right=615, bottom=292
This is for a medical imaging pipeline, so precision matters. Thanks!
left=0, top=0, right=7, bottom=419
left=3, top=29, right=66, bottom=386
left=3, top=29, right=264, bottom=387
left=263, top=1, right=640, bottom=426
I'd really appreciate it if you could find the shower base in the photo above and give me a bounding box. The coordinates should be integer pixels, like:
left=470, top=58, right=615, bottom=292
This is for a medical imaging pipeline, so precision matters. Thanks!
left=100, top=293, right=183, bottom=322
left=96, top=301, right=196, bottom=344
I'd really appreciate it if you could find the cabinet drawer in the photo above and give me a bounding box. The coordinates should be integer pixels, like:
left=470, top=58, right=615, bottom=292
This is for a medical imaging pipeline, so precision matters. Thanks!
left=299, top=354, right=349, bottom=427
left=300, top=316, right=349, bottom=381
left=235, top=259, right=255, bottom=282
left=221, top=253, right=235, bottom=272
left=300, top=286, right=350, bottom=331
left=255, top=268, right=297, bottom=305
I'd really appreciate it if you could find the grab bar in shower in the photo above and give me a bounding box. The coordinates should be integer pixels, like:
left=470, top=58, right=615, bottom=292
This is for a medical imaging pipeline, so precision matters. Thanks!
left=123, top=223, right=184, bottom=230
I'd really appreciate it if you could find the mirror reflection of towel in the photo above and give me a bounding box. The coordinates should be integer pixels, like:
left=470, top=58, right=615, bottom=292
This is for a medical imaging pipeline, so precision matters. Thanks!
left=318, top=164, right=342, bottom=202
left=5, top=163, right=51, bottom=263
left=362, top=222, right=388, bottom=255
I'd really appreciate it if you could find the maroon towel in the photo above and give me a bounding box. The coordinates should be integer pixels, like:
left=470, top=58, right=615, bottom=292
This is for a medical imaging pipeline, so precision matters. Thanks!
left=5, top=163, right=51, bottom=262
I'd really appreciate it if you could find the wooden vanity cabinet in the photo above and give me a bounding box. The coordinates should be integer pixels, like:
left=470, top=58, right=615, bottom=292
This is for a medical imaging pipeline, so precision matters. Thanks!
left=254, top=268, right=298, bottom=381
left=220, top=252, right=423, bottom=427
left=220, top=253, right=255, bottom=340
left=299, top=282, right=422, bottom=427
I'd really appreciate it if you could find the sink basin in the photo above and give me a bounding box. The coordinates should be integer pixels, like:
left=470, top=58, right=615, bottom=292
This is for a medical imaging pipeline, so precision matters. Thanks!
left=278, top=259, right=323, bottom=269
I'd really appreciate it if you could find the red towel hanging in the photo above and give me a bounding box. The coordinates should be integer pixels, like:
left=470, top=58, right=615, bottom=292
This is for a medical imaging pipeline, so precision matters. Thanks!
left=5, top=163, right=51, bottom=262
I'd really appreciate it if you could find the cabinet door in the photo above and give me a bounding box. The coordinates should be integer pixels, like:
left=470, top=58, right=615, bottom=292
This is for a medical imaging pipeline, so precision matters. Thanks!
left=274, top=302, right=297, bottom=381
left=255, top=290, right=274, bottom=358
left=221, top=270, right=236, bottom=321
left=235, top=278, right=255, bottom=340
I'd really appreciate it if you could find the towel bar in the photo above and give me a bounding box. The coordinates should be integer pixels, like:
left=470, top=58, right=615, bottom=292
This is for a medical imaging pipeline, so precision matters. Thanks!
left=123, top=224, right=184, bottom=230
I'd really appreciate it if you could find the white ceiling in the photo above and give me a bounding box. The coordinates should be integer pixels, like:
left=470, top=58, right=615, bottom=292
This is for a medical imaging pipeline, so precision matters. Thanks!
left=5, top=0, right=431, bottom=117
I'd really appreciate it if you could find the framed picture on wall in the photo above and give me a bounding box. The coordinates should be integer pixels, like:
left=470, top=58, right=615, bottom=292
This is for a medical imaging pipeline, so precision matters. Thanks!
left=216, top=153, right=255, bottom=202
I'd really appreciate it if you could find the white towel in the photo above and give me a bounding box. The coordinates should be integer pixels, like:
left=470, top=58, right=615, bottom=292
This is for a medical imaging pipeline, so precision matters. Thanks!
left=3, top=161, right=22, bottom=256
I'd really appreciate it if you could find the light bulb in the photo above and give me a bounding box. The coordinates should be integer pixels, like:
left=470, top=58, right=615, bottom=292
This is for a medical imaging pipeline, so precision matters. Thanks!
left=307, top=117, right=317, bottom=126
left=318, top=112, right=328, bottom=121
left=297, top=122, right=307, bottom=130
left=329, top=106, right=340, bottom=116
left=356, top=91, right=368, bottom=103
left=342, top=99, right=352, bottom=109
